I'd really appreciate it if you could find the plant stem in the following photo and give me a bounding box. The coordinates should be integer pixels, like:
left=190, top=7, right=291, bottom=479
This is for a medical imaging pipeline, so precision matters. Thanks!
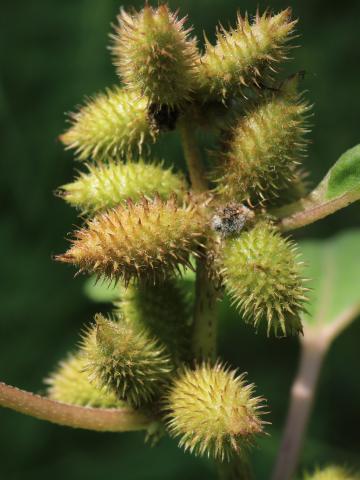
left=178, top=118, right=218, bottom=361
left=192, top=258, right=218, bottom=361
left=178, top=119, right=209, bottom=193
left=0, top=381, right=152, bottom=432
left=271, top=334, right=329, bottom=480
left=273, top=189, right=360, bottom=232
left=272, top=304, right=360, bottom=480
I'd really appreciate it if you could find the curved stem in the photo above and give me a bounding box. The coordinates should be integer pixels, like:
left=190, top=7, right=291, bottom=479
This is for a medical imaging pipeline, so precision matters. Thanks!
left=272, top=170, right=360, bottom=232
left=271, top=334, right=328, bottom=480
left=0, top=382, right=152, bottom=432
left=272, top=304, right=360, bottom=480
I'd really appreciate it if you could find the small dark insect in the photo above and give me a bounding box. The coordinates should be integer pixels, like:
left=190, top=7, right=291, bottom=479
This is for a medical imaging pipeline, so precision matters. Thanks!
left=148, top=103, right=179, bottom=131
left=211, top=203, right=255, bottom=237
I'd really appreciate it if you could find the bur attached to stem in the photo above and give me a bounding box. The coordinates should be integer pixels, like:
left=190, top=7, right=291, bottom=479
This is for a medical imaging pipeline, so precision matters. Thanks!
left=56, top=195, right=207, bottom=284
left=165, top=362, right=265, bottom=461
left=82, top=314, right=173, bottom=408
left=59, top=160, right=187, bottom=215
left=218, top=221, right=307, bottom=336
left=113, top=5, right=199, bottom=109
left=197, top=8, right=296, bottom=101
left=213, top=76, right=310, bottom=205
left=60, top=87, right=157, bottom=161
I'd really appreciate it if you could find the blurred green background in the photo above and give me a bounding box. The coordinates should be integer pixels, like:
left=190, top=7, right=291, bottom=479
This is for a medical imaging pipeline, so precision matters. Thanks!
left=1, top=1, right=359, bottom=479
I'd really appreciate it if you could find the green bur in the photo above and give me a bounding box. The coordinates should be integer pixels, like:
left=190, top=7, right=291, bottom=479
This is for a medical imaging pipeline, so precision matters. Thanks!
left=219, top=221, right=307, bottom=336
left=115, top=278, right=194, bottom=365
left=60, top=160, right=187, bottom=215
left=82, top=314, right=174, bottom=408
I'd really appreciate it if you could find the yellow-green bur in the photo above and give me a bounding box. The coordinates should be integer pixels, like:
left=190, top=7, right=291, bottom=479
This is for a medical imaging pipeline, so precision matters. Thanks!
left=304, top=466, right=360, bottom=480
left=115, top=278, right=194, bottom=365
left=60, top=87, right=157, bottom=161
left=60, top=160, right=187, bottom=215
left=213, top=84, right=310, bottom=206
left=113, top=5, right=200, bottom=107
left=219, top=221, right=307, bottom=337
left=45, top=352, right=125, bottom=408
left=197, top=9, right=296, bottom=101
left=57, top=196, right=206, bottom=285
left=82, top=315, right=174, bottom=407
left=165, top=362, right=265, bottom=461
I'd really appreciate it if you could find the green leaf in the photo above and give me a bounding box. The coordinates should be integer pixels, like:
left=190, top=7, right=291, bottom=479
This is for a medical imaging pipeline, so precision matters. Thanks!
left=272, top=145, right=360, bottom=232
left=326, top=144, right=360, bottom=199
left=299, top=230, right=360, bottom=329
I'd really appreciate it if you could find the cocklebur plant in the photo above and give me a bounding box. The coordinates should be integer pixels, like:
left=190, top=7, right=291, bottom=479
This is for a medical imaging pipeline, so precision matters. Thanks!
left=1, top=4, right=360, bottom=480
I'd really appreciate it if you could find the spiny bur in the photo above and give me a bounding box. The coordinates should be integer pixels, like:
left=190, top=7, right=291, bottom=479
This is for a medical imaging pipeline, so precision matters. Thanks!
left=82, top=314, right=173, bottom=407
left=115, top=278, right=193, bottom=364
left=59, top=160, right=187, bottom=215
left=219, top=221, right=307, bottom=337
left=165, top=362, right=265, bottom=461
left=60, top=87, right=157, bottom=161
left=56, top=195, right=207, bottom=284
left=304, top=466, right=360, bottom=480
left=45, top=352, right=124, bottom=408
left=113, top=5, right=199, bottom=108
left=213, top=77, right=310, bottom=205
left=197, top=9, right=296, bottom=101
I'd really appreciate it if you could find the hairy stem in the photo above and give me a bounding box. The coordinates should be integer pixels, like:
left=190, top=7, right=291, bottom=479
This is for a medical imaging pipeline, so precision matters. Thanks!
left=178, top=119, right=209, bottom=193
left=271, top=334, right=329, bottom=480
left=0, top=382, right=152, bottom=432
left=273, top=189, right=360, bottom=232
left=178, top=117, right=218, bottom=361
left=192, top=258, right=218, bottom=361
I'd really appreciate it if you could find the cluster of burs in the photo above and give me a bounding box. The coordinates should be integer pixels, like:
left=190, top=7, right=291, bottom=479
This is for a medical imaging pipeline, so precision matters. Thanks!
left=48, top=4, right=312, bottom=464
